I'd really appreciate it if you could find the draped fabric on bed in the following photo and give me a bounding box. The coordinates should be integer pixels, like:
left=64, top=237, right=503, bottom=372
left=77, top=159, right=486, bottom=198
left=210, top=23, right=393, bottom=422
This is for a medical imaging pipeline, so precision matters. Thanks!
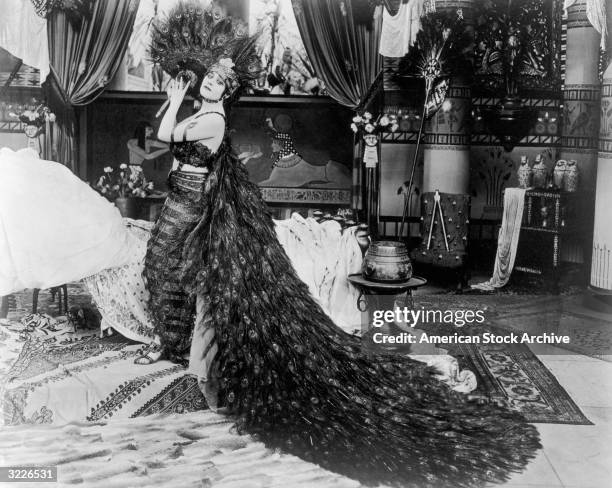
left=291, top=0, right=383, bottom=212
left=45, top=0, right=139, bottom=174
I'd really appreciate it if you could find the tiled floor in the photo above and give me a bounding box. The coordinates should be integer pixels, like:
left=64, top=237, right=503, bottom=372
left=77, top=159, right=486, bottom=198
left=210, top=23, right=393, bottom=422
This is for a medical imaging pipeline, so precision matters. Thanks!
left=493, top=352, right=612, bottom=488
left=415, top=275, right=612, bottom=487
left=489, top=293, right=611, bottom=488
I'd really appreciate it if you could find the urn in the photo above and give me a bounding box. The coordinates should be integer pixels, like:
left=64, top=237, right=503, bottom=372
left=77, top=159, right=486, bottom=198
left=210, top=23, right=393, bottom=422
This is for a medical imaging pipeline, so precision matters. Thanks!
left=563, top=160, right=579, bottom=192
left=517, top=156, right=532, bottom=189
left=532, top=156, right=547, bottom=189
left=553, top=160, right=566, bottom=189
left=362, top=240, right=413, bottom=282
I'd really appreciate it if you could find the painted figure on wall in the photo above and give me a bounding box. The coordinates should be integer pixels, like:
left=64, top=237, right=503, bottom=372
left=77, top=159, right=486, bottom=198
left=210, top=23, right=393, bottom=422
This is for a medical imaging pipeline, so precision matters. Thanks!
left=253, top=115, right=351, bottom=189
left=564, top=101, right=597, bottom=136
left=127, top=121, right=169, bottom=166
left=231, top=110, right=353, bottom=189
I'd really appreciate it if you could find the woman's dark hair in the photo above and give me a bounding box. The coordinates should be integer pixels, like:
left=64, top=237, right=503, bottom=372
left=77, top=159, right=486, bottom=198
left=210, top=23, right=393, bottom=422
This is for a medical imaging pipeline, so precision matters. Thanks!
left=133, top=121, right=152, bottom=149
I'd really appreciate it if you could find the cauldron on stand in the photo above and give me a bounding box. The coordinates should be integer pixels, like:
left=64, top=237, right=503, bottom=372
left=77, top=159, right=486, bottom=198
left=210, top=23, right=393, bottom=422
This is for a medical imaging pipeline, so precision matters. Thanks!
left=362, top=240, right=413, bottom=283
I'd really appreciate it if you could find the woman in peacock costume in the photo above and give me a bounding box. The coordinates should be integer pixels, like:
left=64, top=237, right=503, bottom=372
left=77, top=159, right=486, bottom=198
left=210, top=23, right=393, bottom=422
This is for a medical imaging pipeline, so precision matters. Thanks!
left=139, top=2, right=541, bottom=487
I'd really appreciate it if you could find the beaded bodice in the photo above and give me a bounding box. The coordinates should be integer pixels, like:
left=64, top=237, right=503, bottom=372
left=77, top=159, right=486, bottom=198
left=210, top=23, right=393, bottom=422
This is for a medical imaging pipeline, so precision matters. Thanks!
left=169, top=111, right=225, bottom=170
left=170, top=141, right=216, bottom=170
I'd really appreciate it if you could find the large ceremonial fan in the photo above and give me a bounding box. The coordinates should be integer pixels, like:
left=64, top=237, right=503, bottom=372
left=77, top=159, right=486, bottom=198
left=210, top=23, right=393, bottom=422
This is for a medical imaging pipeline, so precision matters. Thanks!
left=395, top=9, right=471, bottom=237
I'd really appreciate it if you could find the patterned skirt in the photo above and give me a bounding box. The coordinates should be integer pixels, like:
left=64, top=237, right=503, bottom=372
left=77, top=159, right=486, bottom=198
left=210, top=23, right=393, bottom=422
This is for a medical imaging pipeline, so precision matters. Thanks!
left=142, top=170, right=207, bottom=360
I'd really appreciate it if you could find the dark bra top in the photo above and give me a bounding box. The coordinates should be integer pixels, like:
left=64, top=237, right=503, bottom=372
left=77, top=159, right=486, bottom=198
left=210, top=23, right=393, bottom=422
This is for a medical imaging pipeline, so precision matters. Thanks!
left=169, top=111, right=225, bottom=170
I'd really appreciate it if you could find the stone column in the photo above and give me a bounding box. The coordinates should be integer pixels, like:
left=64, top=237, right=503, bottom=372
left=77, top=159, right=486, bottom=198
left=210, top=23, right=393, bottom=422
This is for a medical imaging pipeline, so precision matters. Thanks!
left=423, top=83, right=471, bottom=193
left=422, top=0, right=474, bottom=194
left=590, top=63, right=612, bottom=293
left=558, top=0, right=601, bottom=265
left=559, top=0, right=601, bottom=188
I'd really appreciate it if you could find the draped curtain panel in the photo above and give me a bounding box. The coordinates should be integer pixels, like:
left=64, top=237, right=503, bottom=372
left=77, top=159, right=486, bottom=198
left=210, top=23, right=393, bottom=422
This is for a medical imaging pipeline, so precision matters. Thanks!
left=46, top=0, right=140, bottom=174
left=291, top=0, right=382, bottom=212
left=291, top=0, right=382, bottom=108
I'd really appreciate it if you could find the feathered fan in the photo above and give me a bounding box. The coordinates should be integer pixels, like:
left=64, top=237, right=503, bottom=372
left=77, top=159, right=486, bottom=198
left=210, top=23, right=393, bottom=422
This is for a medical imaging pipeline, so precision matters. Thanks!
left=395, top=9, right=470, bottom=237
left=149, top=0, right=261, bottom=102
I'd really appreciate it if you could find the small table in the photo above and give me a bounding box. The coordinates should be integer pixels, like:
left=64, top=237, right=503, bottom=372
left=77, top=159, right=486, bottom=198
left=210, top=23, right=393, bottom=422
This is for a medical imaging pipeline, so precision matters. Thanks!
left=510, top=189, right=586, bottom=290
left=348, top=274, right=427, bottom=331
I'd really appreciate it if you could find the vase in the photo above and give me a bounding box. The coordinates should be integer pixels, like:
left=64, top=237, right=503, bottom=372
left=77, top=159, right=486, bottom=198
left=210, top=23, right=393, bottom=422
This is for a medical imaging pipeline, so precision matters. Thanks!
left=362, top=240, right=413, bottom=282
left=532, top=156, right=547, bottom=189
left=553, top=160, right=566, bottom=189
left=114, top=197, right=145, bottom=219
left=517, top=157, right=532, bottom=189
left=563, top=160, right=579, bottom=192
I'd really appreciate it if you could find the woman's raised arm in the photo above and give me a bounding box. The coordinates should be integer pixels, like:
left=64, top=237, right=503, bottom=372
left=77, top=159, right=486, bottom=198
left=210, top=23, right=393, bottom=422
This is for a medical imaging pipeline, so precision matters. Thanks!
left=157, top=79, right=189, bottom=142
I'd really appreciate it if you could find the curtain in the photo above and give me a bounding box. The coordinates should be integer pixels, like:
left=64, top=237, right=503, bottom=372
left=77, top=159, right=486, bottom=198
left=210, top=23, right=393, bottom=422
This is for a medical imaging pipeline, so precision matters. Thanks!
left=292, top=0, right=382, bottom=108
left=292, top=0, right=382, bottom=213
left=46, top=0, right=140, bottom=174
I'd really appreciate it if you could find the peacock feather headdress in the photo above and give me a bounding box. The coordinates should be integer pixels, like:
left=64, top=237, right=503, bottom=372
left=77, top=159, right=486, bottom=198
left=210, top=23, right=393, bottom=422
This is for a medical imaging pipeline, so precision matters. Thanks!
left=149, top=0, right=261, bottom=102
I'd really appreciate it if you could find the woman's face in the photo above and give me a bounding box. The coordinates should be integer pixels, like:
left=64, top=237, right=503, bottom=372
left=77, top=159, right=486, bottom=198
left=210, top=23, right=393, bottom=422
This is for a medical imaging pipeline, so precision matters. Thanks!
left=145, top=126, right=154, bottom=138
left=271, top=140, right=282, bottom=153
left=200, top=71, right=226, bottom=100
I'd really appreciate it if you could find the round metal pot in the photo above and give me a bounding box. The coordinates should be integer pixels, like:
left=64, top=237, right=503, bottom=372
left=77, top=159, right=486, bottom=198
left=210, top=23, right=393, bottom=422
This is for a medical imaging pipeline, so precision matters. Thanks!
left=362, top=240, right=413, bottom=282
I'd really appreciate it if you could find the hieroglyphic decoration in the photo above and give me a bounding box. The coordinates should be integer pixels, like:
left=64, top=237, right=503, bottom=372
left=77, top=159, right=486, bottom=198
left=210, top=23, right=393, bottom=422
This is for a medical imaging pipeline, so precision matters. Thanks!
left=472, top=96, right=561, bottom=147
left=561, top=86, right=601, bottom=150
left=385, top=96, right=562, bottom=147
left=425, top=87, right=471, bottom=145
left=260, top=187, right=352, bottom=204
left=599, top=80, right=612, bottom=154
left=422, top=144, right=470, bottom=151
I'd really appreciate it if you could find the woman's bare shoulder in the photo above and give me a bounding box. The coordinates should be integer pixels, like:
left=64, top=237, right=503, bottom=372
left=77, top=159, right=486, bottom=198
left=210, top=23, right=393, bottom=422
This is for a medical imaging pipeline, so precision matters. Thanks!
left=179, top=112, right=225, bottom=137
left=184, top=111, right=225, bottom=127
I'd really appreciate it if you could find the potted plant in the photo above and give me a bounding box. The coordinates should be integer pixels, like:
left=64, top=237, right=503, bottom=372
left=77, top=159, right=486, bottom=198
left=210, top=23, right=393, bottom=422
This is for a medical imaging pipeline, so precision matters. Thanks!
left=94, top=164, right=155, bottom=219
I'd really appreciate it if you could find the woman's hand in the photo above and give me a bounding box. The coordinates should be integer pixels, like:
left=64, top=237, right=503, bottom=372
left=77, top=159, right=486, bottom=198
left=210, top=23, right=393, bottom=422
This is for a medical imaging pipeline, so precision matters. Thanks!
left=166, top=78, right=190, bottom=108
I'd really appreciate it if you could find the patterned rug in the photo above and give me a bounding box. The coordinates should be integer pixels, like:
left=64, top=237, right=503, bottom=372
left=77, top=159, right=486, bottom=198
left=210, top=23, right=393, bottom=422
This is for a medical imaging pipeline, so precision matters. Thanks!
left=0, top=285, right=591, bottom=425
left=1, top=285, right=208, bottom=426
left=451, top=344, right=591, bottom=424
left=0, top=326, right=208, bottom=426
